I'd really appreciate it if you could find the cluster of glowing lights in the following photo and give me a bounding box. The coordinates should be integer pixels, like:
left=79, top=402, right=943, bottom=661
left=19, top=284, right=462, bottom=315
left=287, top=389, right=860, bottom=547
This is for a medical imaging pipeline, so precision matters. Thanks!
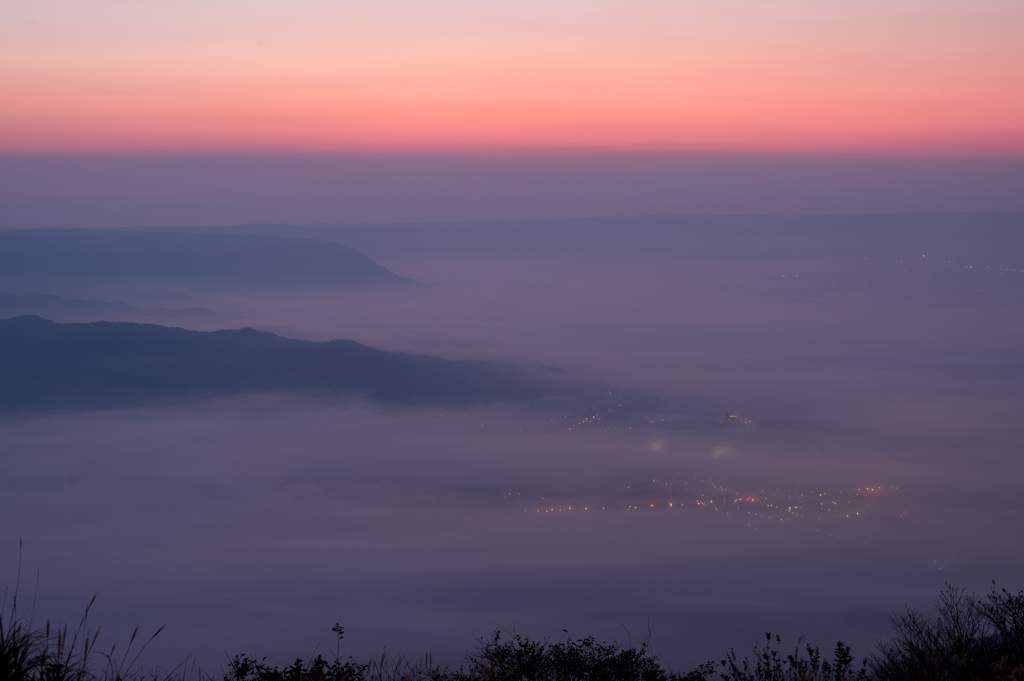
left=525, top=480, right=901, bottom=524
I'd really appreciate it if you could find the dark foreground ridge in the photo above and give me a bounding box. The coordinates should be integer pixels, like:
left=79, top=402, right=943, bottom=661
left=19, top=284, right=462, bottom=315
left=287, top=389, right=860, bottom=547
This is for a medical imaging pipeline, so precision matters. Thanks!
left=0, top=229, right=413, bottom=289
left=1, top=583, right=1022, bottom=680
left=0, top=316, right=552, bottom=412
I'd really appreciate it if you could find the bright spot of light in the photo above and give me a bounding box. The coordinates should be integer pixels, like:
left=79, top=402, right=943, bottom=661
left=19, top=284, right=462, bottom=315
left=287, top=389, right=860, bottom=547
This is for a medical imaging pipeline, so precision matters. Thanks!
left=713, top=445, right=731, bottom=457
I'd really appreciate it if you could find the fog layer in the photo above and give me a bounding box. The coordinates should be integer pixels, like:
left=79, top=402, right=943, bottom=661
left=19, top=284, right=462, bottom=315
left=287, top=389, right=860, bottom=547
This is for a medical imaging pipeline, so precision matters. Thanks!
left=2, top=229, right=1023, bottom=672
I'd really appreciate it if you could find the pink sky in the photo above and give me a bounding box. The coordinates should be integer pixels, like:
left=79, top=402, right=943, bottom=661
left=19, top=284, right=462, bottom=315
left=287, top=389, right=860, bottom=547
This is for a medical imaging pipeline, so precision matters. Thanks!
left=2, top=0, right=1023, bottom=155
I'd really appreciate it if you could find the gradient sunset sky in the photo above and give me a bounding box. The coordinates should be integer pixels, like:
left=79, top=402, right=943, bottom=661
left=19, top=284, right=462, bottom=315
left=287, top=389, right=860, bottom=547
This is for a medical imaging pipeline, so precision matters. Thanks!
left=3, top=0, right=1023, bottom=155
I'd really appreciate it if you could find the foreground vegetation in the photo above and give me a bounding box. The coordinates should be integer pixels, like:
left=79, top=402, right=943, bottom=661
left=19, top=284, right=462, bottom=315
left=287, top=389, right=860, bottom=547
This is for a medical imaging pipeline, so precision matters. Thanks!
left=3, top=583, right=1022, bottom=681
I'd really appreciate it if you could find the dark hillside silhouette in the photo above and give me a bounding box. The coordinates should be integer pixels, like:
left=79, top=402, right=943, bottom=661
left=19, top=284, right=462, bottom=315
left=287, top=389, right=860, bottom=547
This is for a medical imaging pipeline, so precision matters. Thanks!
left=0, top=316, right=551, bottom=412
left=0, top=229, right=413, bottom=289
left=0, top=292, right=220, bottom=321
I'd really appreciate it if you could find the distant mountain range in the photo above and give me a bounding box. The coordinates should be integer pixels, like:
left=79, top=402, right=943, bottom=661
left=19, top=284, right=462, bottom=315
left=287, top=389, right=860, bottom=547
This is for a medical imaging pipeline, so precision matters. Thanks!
left=0, top=229, right=413, bottom=289
left=0, top=292, right=220, bottom=321
left=151, top=212, right=1024, bottom=264
left=0, top=316, right=553, bottom=412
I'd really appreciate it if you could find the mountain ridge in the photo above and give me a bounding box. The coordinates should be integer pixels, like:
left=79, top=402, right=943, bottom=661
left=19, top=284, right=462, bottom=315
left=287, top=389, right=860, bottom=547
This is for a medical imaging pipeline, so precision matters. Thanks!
left=0, top=229, right=415, bottom=289
left=133, top=212, right=1024, bottom=263
left=0, top=291, right=220, bottom=320
left=0, top=316, right=552, bottom=413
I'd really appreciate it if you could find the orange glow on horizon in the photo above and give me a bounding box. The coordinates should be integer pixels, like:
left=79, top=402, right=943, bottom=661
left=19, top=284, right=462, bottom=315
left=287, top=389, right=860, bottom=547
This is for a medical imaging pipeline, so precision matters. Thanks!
left=2, top=0, right=1022, bottom=156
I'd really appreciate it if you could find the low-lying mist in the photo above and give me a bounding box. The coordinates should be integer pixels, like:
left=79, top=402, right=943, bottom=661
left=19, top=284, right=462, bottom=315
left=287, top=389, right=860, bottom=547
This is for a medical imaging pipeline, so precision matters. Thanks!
left=2, top=244, right=1023, bottom=673
left=2, top=393, right=1020, bottom=672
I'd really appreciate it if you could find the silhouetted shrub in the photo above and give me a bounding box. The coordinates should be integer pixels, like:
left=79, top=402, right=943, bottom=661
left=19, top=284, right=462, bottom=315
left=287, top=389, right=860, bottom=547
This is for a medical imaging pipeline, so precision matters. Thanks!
left=223, top=653, right=366, bottom=681
left=869, top=583, right=1024, bottom=681
left=452, top=631, right=668, bottom=681
left=681, top=632, right=866, bottom=681
left=5, top=579, right=1024, bottom=681
left=224, top=630, right=669, bottom=681
left=1, top=589, right=169, bottom=681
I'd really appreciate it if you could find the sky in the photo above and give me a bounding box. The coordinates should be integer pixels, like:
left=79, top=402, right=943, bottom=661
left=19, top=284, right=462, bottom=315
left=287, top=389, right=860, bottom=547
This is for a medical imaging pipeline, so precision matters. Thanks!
left=3, top=0, right=1023, bottom=155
